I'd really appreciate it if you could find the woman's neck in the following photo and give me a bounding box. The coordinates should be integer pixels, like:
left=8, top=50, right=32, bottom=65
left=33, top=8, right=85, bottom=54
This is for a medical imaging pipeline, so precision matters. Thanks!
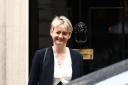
left=52, top=46, right=66, bottom=54
left=53, top=46, right=68, bottom=65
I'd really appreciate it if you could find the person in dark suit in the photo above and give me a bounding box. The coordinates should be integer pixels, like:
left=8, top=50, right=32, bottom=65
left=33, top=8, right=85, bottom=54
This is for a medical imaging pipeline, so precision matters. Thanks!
left=28, top=16, right=84, bottom=85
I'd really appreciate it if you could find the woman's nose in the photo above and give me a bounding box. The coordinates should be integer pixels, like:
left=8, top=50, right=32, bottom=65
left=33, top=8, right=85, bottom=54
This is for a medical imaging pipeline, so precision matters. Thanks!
left=59, top=33, right=63, bottom=38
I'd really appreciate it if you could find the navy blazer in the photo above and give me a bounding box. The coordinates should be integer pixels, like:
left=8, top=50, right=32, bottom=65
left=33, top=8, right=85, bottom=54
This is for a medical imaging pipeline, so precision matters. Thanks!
left=28, top=47, right=83, bottom=85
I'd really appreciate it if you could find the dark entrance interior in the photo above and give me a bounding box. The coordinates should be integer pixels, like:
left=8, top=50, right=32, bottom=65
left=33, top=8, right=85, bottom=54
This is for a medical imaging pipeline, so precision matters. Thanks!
left=29, top=0, right=128, bottom=74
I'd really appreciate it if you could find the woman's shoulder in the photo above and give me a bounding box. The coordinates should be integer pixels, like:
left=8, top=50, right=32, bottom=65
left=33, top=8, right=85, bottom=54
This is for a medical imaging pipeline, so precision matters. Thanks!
left=35, top=47, right=53, bottom=55
left=33, top=47, right=51, bottom=60
left=35, top=48, right=45, bottom=54
left=69, top=48, right=83, bottom=61
left=36, top=47, right=51, bottom=53
left=69, top=48, right=82, bottom=57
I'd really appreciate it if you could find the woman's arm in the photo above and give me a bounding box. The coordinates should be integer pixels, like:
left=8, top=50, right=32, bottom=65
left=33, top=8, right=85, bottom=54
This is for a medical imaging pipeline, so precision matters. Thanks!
left=28, top=50, right=43, bottom=85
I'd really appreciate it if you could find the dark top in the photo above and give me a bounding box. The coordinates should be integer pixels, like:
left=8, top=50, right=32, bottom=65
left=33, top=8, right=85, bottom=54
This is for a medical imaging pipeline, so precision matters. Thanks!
left=28, top=47, right=83, bottom=85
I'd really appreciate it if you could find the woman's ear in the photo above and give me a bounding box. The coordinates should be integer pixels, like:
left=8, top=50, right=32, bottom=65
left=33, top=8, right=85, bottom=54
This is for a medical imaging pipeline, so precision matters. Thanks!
left=50, top=28, right=53, bottom=36
left=68, top=32, right=72, bottom=39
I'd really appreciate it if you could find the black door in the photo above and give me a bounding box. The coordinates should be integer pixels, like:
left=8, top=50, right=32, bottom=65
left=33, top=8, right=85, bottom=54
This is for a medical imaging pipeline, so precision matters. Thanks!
left=29, top=0, right=128, bottom=73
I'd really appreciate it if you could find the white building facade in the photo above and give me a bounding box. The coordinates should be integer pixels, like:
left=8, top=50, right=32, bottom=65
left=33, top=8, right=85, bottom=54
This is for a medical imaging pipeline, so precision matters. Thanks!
left=0, top=0, right=28, bottom=85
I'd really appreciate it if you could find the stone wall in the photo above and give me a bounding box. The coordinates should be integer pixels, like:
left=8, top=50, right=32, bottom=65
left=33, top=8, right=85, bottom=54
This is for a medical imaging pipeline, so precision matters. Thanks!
left=0, top=0, right=28, bottom=85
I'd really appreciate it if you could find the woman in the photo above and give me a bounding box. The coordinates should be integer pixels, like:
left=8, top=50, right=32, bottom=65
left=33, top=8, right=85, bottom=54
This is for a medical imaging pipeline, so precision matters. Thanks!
left=28, top=16, right=84, bottom=85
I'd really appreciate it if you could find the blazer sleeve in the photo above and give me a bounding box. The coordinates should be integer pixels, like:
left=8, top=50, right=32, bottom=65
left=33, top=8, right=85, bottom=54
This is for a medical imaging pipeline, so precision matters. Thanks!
left=71, top=49, right=84, bottom=79
left=28, top=49, right=44, bottom=85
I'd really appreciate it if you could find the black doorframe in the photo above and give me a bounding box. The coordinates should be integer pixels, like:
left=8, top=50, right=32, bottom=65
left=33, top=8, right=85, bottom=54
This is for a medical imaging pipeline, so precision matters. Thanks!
left=29, top=0, right=39, bottom=73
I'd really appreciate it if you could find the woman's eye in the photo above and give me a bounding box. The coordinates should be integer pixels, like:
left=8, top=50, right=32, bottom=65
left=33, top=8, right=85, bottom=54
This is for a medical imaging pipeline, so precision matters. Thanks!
left=56, top=31, right=61, bottom=34
left=56, top=31, right=68, bottom=35
left=62, top=32, right=67, bottom=35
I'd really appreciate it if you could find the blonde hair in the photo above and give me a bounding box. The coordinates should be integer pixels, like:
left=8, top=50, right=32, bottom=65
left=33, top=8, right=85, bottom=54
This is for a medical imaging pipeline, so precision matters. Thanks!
left=51, top=16, right=73, bottom=32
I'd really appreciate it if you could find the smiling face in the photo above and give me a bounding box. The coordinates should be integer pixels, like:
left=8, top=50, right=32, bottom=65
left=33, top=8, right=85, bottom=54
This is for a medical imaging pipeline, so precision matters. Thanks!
left=50, top=24, right=71, bottom=47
